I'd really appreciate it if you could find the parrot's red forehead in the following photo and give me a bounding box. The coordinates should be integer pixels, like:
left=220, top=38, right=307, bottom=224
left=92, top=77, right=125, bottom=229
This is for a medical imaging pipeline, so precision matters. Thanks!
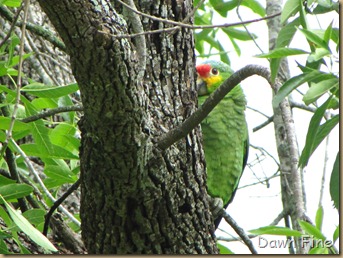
left=196, top=64, right=211, bottom=77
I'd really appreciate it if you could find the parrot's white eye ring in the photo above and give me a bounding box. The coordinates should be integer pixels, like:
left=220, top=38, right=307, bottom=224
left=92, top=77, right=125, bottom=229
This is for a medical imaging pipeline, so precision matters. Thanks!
left=211, top=68, right=219, bottom=75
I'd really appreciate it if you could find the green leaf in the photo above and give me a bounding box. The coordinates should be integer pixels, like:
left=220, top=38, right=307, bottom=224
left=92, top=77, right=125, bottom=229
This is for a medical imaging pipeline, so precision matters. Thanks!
left=298, top=0, right=308, bottom=29
left=217, top=242, right=234, bottom=254
left=0, top=195, right=58, bottom=253
left=49, top=123, right=79, bottom=152
left=0, top=117, right=30, bottom=131
left=281, top=0, right=300, bottom=24
left=323, top=21, right=333, bottom=44
left=272, top=71, right=333, bottom=108
left=31, top=97, right=58, bottom=110
left=330, top=28, right=339, bottom=45
left=315, top=206, right=323, bottom=231
left=302, top=78, right=338, bottom=105
left=0, top=205, right=13, bottom=226
left=21, top=83, right=79, bottom=98
left=19, top=143, right=79, bottom=160
left=270, top=58, right=281, bottom=84
left=0, top=184, right=33, bottom=201
left=0, top=239, right=10, bottom=254
left=0, top=175, right=16, bottom=186
left=240, top=0, right=265, bottom=17
left=222, top=27, right=257, bottom=41
left=256, top=48, right=308, bottom=58
left=275, top=17, right=300, bottom=48
left=6, top=34, right=20, bottom=68
left=228, top=35, right=240, bottom=57
left=329, top=153, right=339, bottom=209
left=22, top=97, right=55, bottom=156
left=58, top=95, right=76, bottom=123
left=249, top=225, right=302, bottom=237
left=209, top=0, right=236, bottom=17
left=308, top=247, right=329, bottom=254
left=43, top=178, right=69, bottom=189
left=298, top=220, right=326, bottom=241
left=299, top=98, right=337, bottom=168
left=307, top=48, right=331, bottom=63
left=333, top=225, right=339, bottom=244
left=8, top=53, right=32, bottom=68
left=0, top=229, right=12, bottom=240
left=28, top=119, right=53, bottom=154
left=298, top=28, right=330, bottom=50
left=312, top=1, right=339, bottom=14
left=311, top=114, right=338, bottom=157
left=22, top=209, right=45, bottom=226
left=327, top=96, right=339, bottom=110
left=44, top=165, right=76, bottom=183
left=1, top=0, right=22, bottom=7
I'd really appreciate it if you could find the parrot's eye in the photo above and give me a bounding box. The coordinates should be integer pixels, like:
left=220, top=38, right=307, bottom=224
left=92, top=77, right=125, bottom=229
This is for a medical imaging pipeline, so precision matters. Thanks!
left=211, top=68, right=219, bottom=75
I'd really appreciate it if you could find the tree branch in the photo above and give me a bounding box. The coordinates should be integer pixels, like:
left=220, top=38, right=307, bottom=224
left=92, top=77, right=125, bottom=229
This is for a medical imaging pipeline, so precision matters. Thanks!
left=43, top=179, right=81, bottom=236
left=0, top=4, right=24, bottom=49
left=122, top=0, right=146, bottom=80
left=157, top=65, right=271, bottom=151
left=247, top=105, right=270, bottom=119
left=252, top=115, right=274, bottom=132
left=116, top=0, right=280, bottom=31
left=20, top=105, right=83, bottom=123
left=10, top=139, right=81, bottom=227
left=0, top=5, right=66, bottom=51
left=222, top=212, right=258, bottom=254
left=0, top=0, right=30, bottom=160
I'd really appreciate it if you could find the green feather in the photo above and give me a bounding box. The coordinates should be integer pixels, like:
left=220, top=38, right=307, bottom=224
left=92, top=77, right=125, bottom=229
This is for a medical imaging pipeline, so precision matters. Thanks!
left=198, top=60, right=249, bottom=208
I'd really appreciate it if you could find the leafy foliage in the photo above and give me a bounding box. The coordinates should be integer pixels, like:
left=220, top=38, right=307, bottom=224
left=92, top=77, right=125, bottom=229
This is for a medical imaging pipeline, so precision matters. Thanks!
left=0, top=10, right=81, bottom=251
left=0, top=0, right=338, bottom=254
left=194, top=0, right=338, bottom=254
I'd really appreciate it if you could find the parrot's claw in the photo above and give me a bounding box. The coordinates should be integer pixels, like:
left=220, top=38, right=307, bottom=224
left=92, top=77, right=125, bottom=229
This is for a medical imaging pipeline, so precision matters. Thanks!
left=208, top=195, right=224, bottom=220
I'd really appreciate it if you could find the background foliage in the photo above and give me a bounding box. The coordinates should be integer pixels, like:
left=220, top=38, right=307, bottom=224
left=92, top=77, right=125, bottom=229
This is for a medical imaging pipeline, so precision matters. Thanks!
left=0, top=0, right=339, bottom=254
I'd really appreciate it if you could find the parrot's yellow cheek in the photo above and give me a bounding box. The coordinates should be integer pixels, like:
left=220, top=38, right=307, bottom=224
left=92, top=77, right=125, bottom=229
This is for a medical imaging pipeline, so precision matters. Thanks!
left=204, top=76, right=222, bottom=89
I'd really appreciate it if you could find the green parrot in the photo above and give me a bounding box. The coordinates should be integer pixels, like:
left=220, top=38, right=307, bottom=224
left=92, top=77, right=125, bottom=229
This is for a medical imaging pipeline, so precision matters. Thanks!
left=196, top=60, right=249, bottom=229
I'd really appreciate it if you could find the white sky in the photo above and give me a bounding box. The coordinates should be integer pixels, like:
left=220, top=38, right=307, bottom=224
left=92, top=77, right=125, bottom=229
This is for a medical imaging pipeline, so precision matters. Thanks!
left=196, top=0, right=339, bottom=254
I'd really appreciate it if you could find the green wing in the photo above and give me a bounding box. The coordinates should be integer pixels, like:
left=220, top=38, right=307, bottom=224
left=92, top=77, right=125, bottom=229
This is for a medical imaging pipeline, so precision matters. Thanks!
left=199, top=85, right=248, bottom=207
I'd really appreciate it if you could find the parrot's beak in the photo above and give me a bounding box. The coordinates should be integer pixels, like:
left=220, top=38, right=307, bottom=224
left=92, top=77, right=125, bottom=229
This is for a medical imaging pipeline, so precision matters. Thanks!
left=197, top=78, right=208, bottom=96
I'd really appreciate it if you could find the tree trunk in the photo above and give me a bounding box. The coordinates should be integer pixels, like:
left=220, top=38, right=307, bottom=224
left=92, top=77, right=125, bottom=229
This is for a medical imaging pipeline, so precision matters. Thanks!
left=37, top=0, right=218, bottom=254
left=266, top=0, right=307, bottom=254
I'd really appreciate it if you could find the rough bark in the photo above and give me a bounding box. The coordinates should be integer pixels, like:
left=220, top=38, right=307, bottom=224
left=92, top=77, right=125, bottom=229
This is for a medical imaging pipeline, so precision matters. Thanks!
left=37, top=0, right=217, bottom=254
left=266, top=0, right=307, bottom=254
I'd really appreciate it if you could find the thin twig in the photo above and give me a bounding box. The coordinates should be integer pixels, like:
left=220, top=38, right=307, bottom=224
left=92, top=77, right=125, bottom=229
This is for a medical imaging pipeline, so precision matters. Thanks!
left=0, top=4, right=24, bottom=49
left=0, top=5, right=66, bottom=51
left=21, top=105, right=83, bottom=123
left=122, top=0, right=146, bottom=80
left=116, top=0, right=281, bottom=30
left=43, top=178, right=81, bottom=236
left=5, top=148, right=29, bottom=212
left=0, top=96, right=26, bottom=208
left=250, top=144, right=280, bottom=166
left=222, top=212, right=258, bottom=254
left=113, top=1, right=281, bottom=39
left=270, top=209, right=289, bottom=225
left=236, top=0, right=265, bottom=54
left=10, top=139, right=81, bottom=227
left=318, top=134, right=330, bottom=208
left=0, top=0, right=30, bottom=159
left=218, top=209, right=287, bottom=247
left=216, top=234, right=256, bottom=243
left=247, top=105, right=270, bottom=119
left=252, top=115, right=274, bottom=132
left=157, top=65, right=271, bottom=151
left=238, top=170, right=279, bottom=190
left=25, top=31, right=60, bottom=86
